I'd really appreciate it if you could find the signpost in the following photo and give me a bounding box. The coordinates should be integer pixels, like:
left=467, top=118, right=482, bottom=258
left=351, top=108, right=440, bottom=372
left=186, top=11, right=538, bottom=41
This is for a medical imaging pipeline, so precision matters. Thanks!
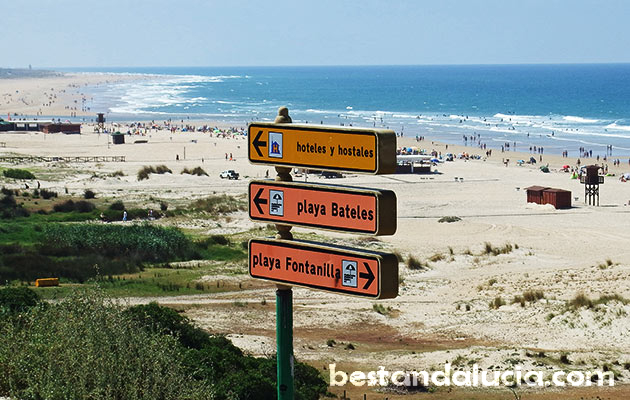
left=247, top=107, right=399, bottom=399
left=249, top=180, right=397, bottom=235
left=248, top=122, right=396, bottom=174
left=250, top=239, right=398, bottom=299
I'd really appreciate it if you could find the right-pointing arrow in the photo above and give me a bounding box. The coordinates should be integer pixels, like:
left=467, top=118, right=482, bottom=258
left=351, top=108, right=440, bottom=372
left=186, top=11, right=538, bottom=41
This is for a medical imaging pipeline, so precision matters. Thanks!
left=253, top=188, right=267, bottom=214
left=359, top=262, right=375, bottom=290
left=252, top=130, right=267, bottom=157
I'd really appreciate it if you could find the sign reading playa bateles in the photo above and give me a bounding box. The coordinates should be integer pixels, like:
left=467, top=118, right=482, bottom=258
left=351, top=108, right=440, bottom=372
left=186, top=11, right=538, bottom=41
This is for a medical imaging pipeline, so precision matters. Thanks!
left=249, top=180, right=397, bottom=235
left=248, top=123, right=397, bottom=174
left=249, top=239, right=398, bottom=299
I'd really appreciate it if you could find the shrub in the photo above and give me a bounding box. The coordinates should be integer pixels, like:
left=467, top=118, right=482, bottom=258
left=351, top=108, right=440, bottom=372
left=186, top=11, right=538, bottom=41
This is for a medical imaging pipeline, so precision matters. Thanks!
left=40, top=188, right=58, bottom=199
left=125, top=302, right=210, bottom=350
left=523, top=290, right=545, bottom=302
left=0, top=290, right=210, bottom=399
left=41, top=223, right=196, bottom=263
left=407, top=255, right=426, bottom=270
left=428, top=253, right=444, bottom=262
left=53, top=199, right=97, bottom=213
left=84, top=189, right=96, bottom=199
left=160, top=201, right=168, bottom=211
left=2, top=168, right=36, bottom=180
left=53, top=199, right=76, bottom=213
left=568, top=293, right=593, bottom=310
left=109, top=200, right=125, bottom=210
left=0, top=192, right=29, bottom=219
left=438, top=216, right=461, bottom=223
left=75, top=200, right=96, bottom=213
left=182, top=167, right=209, bottom=176
left=0, top=287, right=40, bottom=314
left=489, top=296, right=505, bottom=309
left=128, top=302, right=327, bottom=400
left=137, top=165, right=172, bottom=181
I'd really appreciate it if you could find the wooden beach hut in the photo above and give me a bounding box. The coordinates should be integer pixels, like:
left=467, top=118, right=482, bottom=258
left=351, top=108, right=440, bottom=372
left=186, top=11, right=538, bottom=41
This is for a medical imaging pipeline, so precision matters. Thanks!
left=525, top=186, right=548, bottom=204
left=542, top=188, right=572, bottom=209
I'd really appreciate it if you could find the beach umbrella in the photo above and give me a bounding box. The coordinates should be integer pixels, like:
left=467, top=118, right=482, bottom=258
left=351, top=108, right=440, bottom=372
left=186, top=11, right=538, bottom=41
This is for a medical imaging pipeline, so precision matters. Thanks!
left=562, top=165, right=570, bottom=169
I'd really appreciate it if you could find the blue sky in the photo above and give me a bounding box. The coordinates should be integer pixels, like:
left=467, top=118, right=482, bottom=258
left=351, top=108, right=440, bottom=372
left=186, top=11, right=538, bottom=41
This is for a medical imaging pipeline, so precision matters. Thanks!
left=2, top=0, right=629, bottom=68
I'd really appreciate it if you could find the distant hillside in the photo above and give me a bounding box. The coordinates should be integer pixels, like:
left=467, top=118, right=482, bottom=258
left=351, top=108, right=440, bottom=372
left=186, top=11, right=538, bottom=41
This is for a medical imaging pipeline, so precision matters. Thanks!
left=0, top=68, right=62, bottom=79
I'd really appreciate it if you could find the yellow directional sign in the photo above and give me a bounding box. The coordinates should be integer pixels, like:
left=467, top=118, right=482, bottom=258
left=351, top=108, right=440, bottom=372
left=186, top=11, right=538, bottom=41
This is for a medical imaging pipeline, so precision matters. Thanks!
left=248, top=123, right=396, bottom=174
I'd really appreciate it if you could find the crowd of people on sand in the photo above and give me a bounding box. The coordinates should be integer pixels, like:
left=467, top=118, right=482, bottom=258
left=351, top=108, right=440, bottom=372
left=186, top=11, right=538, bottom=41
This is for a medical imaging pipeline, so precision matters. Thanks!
left=93, top=119, right=246, bottom=137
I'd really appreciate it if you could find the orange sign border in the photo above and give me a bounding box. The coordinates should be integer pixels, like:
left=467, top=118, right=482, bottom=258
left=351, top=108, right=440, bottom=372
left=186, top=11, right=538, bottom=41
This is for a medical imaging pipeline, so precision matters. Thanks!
left=247, top=122, right=396, bottom=174
left=249, top=238, right=398, bottom=299
left=248, top=180, right=397, bottom=235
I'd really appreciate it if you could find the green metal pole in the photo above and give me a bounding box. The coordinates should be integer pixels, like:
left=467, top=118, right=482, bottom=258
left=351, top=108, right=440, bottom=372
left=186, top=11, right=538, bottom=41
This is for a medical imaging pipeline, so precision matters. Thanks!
left=276, top=287, right=294, bottom=399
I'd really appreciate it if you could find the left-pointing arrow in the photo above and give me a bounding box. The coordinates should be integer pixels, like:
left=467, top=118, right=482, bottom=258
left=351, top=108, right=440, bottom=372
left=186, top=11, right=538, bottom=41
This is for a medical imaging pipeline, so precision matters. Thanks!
left=253, top=130, right=267, bottom=157
left=359, top=262, right=375, bottom=290
left=253, top=188, right=267, bottom=214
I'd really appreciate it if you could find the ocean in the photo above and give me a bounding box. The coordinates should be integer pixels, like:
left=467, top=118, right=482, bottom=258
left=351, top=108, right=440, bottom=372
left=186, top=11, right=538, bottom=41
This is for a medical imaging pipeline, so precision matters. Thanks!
left=65, top=64, right=630, bottom=157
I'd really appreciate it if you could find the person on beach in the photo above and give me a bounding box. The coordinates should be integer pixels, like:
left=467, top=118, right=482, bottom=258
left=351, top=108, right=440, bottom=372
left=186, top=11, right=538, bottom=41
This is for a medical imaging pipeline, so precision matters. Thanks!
left=122, top=211, right=127, bottom=222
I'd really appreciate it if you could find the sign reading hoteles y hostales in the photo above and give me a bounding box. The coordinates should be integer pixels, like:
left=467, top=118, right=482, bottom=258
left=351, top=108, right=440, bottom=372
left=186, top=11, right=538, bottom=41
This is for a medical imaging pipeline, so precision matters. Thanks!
left=248, top=122, right=397, bottom=174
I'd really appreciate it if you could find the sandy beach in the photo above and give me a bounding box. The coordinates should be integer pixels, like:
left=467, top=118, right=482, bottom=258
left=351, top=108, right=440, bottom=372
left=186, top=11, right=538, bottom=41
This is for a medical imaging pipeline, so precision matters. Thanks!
left=2, top=73, right=630, bottom=398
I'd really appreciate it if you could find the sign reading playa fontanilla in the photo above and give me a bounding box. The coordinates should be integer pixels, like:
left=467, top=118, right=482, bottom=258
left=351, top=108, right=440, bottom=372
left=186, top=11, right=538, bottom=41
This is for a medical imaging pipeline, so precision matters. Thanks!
left=249, top=180, right=397, bottom=235
left=248, top=122, right=397, bottom=174
left=249, top=239, right=398, bottom=299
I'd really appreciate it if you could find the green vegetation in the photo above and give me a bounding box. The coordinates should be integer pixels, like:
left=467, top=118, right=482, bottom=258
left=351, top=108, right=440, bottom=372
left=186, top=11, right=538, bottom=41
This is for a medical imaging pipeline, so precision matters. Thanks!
left=191, top=194, right=247, bottom=214
left=482, top=242, right=516, bottom=256
left=0, top=286, right=40, bottom=314
left=513, top=290, right=545, bottom=307
left=53, top=199, right=96, bottom=213
left=0, top=288, right=328, bottom=399
left=137, top=165, right=172, bottom=181
left=489, top=296, right=506, bottom=309
left=0, top=191, right=30, bottom=219
left=567, top=293, right=630, bottom=310
left=372, top=303, right=393, bottom=316
left=407, top=255, right=428, bottom=270
left=39, top=188, right=58, bottom=199
left=428, top=252, right=444, bottom=262
left=2, top=168, right=36, bottom=180
left=0, top=217, right=247, bottom=286
left=0, top=289, right=210, bottom=399
left=438, top=216, right=461, bottom=223
left=182, top=167, right=209, bottom=176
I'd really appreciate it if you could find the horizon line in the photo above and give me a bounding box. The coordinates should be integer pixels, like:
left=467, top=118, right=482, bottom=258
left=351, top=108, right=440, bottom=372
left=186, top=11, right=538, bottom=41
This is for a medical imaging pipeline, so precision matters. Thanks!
left=9, top=61, right=630, bottom=70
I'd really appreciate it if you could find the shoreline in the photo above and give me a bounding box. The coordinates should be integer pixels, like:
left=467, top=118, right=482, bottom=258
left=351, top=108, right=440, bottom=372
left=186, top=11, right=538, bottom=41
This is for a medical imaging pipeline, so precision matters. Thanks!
left=2, top=71, right=630, bottom=163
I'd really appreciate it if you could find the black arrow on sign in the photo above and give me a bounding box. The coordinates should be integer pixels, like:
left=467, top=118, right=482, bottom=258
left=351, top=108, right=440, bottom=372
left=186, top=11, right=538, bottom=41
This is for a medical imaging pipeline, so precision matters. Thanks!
left=359, top=262, right=374, bottom=290
left=253, top=188, right=267, bottom=214
left=252, top=130, right=267, bottom=157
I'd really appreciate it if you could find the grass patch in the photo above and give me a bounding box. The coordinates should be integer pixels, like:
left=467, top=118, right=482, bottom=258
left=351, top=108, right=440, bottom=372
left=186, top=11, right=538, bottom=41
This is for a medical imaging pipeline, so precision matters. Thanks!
left=428, top=253, right=444, bottom=262
left=181, top=167, right=208, bottom=176
left=137, top=165, right=172, bottom=181
left=3, top=168, right=36, bottom=180
left=190, top=194, right=246, bottom=214
left=438, top=216, right=461, bottom=223
left=372, top=303, right=393, bottom=316
left=407, top=255, right=429, bottom=270
left=482, top=242, right=515, bottom=256
left=489, top=296, right=506, bottom=309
